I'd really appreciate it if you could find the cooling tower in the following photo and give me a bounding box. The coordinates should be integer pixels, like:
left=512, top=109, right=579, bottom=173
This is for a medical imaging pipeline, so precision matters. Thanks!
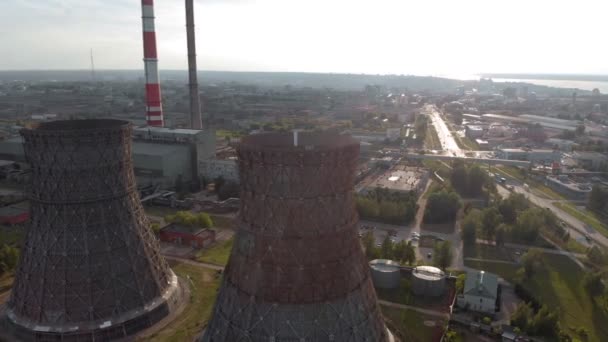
left=202, top=132, right=391, bottom=341
left=4, top=119, right=181, bottom=341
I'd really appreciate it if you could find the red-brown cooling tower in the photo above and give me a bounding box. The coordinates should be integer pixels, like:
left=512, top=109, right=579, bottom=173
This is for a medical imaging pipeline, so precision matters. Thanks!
left=201, top=132, right=391, bottom=341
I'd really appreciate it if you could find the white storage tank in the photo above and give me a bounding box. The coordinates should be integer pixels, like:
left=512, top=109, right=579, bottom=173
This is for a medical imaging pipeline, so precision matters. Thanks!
left=369, top=259, right=401, bottom=289
left=411, top=265, right=446, bottom=297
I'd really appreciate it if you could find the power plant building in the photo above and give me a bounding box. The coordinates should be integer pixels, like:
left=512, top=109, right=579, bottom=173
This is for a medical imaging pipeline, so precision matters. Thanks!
left=2, top=119, right=182, bottom=341
left=202, top=132, right=392, bottom=341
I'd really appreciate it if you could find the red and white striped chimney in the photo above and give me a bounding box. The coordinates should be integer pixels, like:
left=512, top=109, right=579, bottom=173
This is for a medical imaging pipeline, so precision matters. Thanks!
left=141, top=0, right=164, bottom=127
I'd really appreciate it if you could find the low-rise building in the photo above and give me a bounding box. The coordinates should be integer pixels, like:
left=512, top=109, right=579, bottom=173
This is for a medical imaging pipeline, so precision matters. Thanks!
left=465, top=125, right=484, bottom=139
left=571, top=151, right=608, bottom=171
left=546, top=175, right=592, bottom=200
left=0, top=201, right=28, bottom=225
left=459, top=270, right=498, bottom=314
left=495, top=148, right=561, bottom=164
left=159, top=223, right=216, bottom=249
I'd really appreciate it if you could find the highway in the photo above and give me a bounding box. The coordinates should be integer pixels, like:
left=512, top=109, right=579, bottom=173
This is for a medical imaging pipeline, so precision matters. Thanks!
left=425, top=105, right=465, bottom=157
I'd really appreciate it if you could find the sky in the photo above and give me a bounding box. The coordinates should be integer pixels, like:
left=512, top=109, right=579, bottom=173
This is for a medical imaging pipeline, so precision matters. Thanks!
left=1, top=0, right=607, bottom=75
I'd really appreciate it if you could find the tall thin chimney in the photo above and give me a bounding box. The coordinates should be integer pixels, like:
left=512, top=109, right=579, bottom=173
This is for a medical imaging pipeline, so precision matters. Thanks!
left=186, top=0, right=202, bottom=129
left=142, top=0, right=164, bottom=127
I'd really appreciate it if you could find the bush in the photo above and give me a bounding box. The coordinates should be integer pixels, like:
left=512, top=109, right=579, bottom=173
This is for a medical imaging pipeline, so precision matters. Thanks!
left=424, top=190, right=462, bottom=224
left=165, top=211, right=214, bottom=228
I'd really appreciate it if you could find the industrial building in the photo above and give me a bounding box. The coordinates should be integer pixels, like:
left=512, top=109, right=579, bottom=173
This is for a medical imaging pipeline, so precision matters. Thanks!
left=458, top=270, right=498, bottom=314
left=481, top=113, right=581, bottom=131
left=495, top=148, right=562, bottom=163
left=0, top=125, right=217, bottom=188
left=2, top=119, right=183, bottom=341
left=411, top=265, right=446, bottom=297
left=546, top=175, right=592, bottom=200
left=370, top=259, right=402, bottom=289
left=202, top=132, right=393, bottom=341
left=159, top=223, right=215, bottom=249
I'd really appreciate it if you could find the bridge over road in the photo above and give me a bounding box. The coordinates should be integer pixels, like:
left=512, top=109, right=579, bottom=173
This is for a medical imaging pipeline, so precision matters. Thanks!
left=404, top=152, right=532, bottom=168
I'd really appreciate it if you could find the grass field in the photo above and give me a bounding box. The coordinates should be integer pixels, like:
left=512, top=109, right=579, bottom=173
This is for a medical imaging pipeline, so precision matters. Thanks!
left=381, top=306, right=445, bottom=342
left=553, top=202, right=608, bottom=238
left=195, top=237, right=234, bottom=266
left=465, top=254, right=608, bottom=341
left=424, top=123, right=442, bottom=150
left=463, top=243, right=517, bottom=262
left=141, top=263, right=220, bottom=342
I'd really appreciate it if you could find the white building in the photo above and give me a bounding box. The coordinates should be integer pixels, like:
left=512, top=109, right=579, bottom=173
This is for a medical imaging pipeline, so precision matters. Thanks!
left=459, top=270, right=498, bottom=314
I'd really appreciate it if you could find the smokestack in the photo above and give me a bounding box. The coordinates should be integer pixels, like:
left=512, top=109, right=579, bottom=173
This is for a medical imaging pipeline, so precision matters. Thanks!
left=186, top=0, right=202, bottom=129
left=142, top=0, right=164, bottom=127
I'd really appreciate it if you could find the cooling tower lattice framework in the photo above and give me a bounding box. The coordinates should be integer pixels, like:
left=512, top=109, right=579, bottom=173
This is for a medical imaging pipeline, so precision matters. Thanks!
left=4, top=119, right=181, bottom=341
left=202, top=132, right=391, bottom=342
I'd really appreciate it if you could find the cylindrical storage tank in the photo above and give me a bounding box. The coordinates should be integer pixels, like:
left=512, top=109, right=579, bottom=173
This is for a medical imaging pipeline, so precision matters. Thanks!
left=411, top=265, right=446, bottom=297
left=370, top=259, right=401, bottom=289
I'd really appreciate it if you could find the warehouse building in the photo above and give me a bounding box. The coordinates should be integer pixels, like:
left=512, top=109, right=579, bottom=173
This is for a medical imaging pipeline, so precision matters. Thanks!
left=159, top=223, right=216, bottom=249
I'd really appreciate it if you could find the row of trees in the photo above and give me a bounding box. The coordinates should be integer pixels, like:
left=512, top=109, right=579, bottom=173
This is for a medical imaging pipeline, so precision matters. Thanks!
left=164, top=211, right=214, bottom=228
left=0, top=244, right=19, bottom=276
left=461, top=193, right=563, bottom=246
left=511, top=303, right=560, bottom=339
left=356, top=188, right=418, bottom=225
left=450, top=161, right=493, bottom=198
left=588, top=185, right=608, bottom=216
left=361, top=232, right=416, bottom=265
left=423, top=190, right=462, bottom=224
left=433, top=240, right=453, bottom=270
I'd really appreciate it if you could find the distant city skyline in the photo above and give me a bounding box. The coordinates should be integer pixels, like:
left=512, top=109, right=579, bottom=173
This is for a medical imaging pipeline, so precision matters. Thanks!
left=2, top=0, right=607, bottom=75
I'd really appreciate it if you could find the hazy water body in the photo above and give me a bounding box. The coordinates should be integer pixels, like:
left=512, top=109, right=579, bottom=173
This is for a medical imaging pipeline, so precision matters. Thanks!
left=492, top=78, right=608, bottom=93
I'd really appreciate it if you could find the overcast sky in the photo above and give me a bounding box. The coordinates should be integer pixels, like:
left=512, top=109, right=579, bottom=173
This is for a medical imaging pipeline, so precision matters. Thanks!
left=2, top=0, right=606, bottom=75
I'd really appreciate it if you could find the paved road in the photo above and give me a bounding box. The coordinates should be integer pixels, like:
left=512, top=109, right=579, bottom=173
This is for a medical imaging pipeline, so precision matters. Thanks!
left=424, top=105, right=465, bottom=157
left=495, top=171, right=608, bottom=248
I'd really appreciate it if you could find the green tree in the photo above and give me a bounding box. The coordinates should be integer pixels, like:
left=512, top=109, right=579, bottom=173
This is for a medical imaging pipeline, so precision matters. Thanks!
left=495, top=224, right=508, bottom=247
left=588, top=185, right=608, bottom=213
left=512, top=208, right=544, bottom=243
left=380, top=235, right=394, bottom=260
left=433, top=240, right=453, bottom=270
left=582, top=272, right=605, bottom=296
left=455, top=273, right=466, bottom=294
left=511, top=302, right=534, bottom=332
left=498, top=193, right=529, bottom=224
left=521, top=248, right=543, bottom=279
left=468, top=165, right=487, bottom=197
left=450, top=163, right=468, bottom=195
left=362, top=232, right=378, bottom=260
left=424, top=190, right=462, bottom=224
left=481, top=207, right=502, bottom=241
left=461, top=209, right=480, bottom=246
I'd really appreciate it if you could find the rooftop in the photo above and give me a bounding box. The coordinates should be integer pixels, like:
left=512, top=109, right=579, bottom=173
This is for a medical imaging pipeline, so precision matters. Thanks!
left=369, top=259, right=400, bottom=272
left=161, top=223, right=212, bottom=236
left=464, top=270, right=498, bottom=299
left=368, top=166, right=427, bottom=193
left=413, top=266, right=445, bottom=280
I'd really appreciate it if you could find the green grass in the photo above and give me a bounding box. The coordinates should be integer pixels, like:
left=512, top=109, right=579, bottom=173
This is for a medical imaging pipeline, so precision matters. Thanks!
left=209, top=215, right=234, bottom=229
left=216, top=130, right=243, bottom=139
left=463, top=243, right=517, bottom=262
left=381, top=306, right=445, bottom=342
left=144, top=206, right=181, bottom=218
left=553, top=202, right=608, bottom=238
left=195, top=237, right=234, bottom=266
left=424, top=123, right=442, bottom=150
left=466, top=254, right=608, bottom=341
left=141, top=263, right=220, bottom=342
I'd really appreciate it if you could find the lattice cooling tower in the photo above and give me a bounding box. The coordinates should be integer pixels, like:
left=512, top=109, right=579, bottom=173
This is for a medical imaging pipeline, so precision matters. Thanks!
left=201, top=132, right=391, bottom=342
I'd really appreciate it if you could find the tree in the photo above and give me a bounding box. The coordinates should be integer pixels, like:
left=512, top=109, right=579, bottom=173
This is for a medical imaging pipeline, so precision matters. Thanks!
left=433, top=240, right=453, bottom=270
left=0, top=244, right=19, bottom=276
left=424, top=190, right=462, bottom=224
left=468, top=165, right=487, bottom=197
left=582, top=272, right=605, bottom=296
left=481, top=207, right=502, bottom=241
left=403, top=241, right=416, bottom=265
left=461, top=209, right=480, bottom=246
left=380, top=235, right=394, bottom=260
left=495, top=224, right=508, bottom=247
left=588, top=185, right=608, bottom=213
left=587, top=246, right=607, bottom=265
left=498, top=193, right=529, bottom=224
left=362, top=232, right=378, bottom=260
left=450, top=163, right=468, bottom=195
left=511, top=302, right=534, bottom=332
left=455, top=274, right=466, bottom=294
left=512, top=208, right=544, bottom=243
left=521, top=248, right=543, bottom=279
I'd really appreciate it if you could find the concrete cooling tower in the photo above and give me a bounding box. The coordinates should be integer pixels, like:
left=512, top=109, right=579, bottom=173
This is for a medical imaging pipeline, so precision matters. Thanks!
left=202, top=132, right=392, bottom=342
left=3, top=119, right=181, bottom=341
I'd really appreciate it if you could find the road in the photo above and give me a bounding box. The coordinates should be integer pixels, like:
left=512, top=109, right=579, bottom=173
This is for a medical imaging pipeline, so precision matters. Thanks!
left=495, top=172, right=608, bottom=248
left=424, top=105, right=465, bottom=157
